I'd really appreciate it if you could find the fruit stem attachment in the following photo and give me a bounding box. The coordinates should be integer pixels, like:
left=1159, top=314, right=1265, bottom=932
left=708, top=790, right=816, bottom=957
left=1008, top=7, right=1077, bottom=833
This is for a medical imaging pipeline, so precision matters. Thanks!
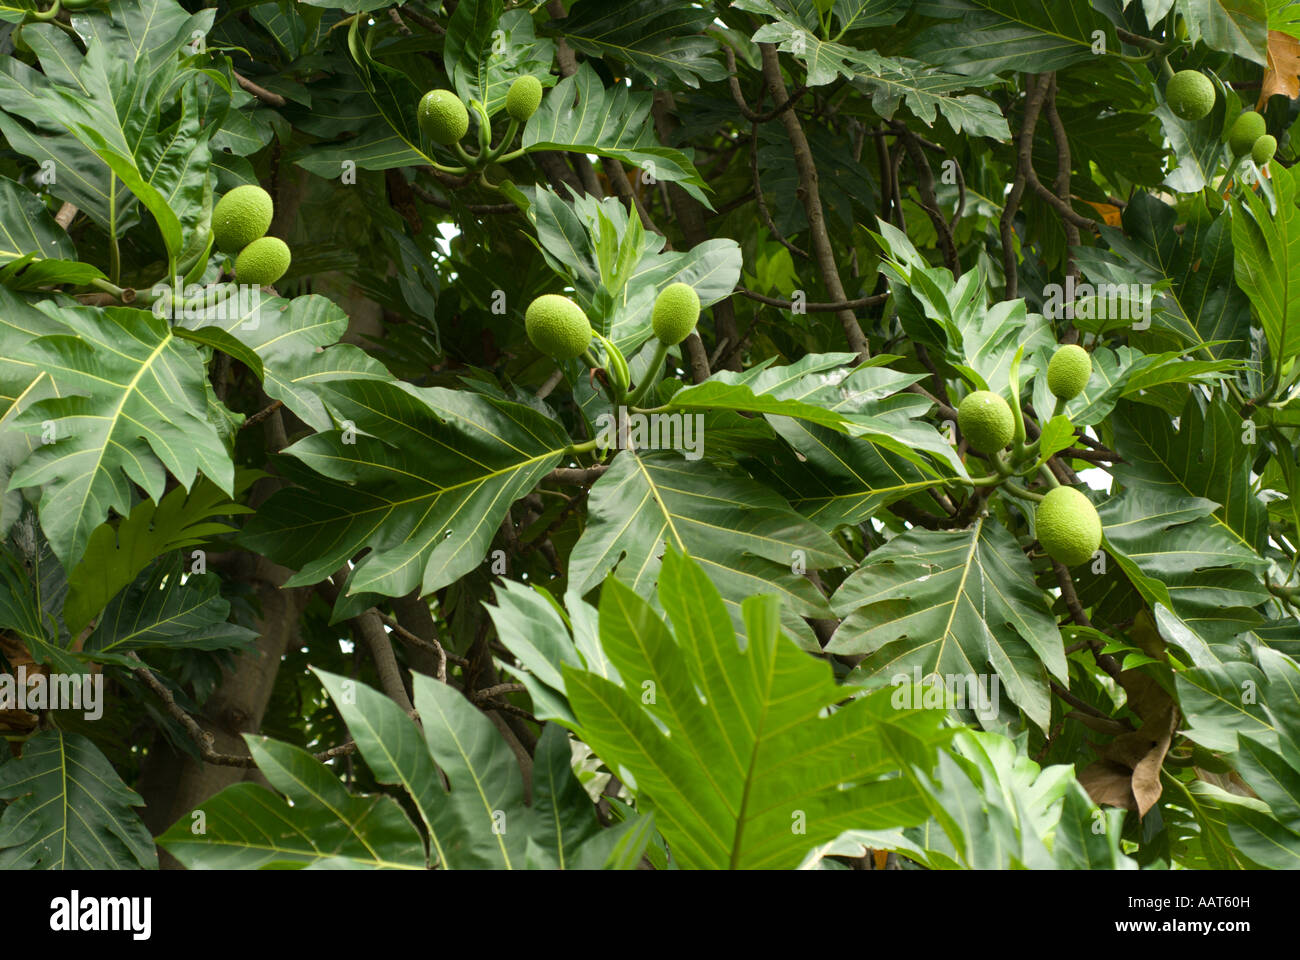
left=564, top=438, right=600, bottom=456
left=1038, top=463, right=1061, bottom=489
left=471, top=101, right=492, bottom=153
left=31, top=0, right=61, bottom=20
left=1002, top=481, right=1045, bottom=503
left=1021, top=397, right=1068, bottom=460
left=484, top=118, right=520, bottom=162
left=624, top=340, right=670, bottom=409
left=451, top=141, right=480, bottom=169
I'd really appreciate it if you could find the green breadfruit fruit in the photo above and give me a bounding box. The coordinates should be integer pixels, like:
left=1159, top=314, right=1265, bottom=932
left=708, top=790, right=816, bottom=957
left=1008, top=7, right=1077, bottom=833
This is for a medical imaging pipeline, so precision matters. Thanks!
left=506, top=76, right=543, bottom=123
left=1165, top=70, right=1214, bottom=121
left=234, top=236, right=291, bottom=286
left=1034, top=486, right=1103, bottom=567
left=1252, top=134, right=1278, bottom=165
left=525, top=294, right=593, bottom=361
left=1228, top=112, right=1266, bottom=156
left=1047, top=344, right=1092, bottom=400
left=418, top=90, right=469, bottom=145
left=212, top=185, right=273, bottom=254
left=957, top=391, right=1015, bottom=454
left=651, top=282, right=700, bottom=345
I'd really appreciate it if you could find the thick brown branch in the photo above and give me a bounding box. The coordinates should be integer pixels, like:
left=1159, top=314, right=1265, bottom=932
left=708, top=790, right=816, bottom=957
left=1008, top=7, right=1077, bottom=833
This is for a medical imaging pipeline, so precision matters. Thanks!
left=759, top=43, right=870, bottom=361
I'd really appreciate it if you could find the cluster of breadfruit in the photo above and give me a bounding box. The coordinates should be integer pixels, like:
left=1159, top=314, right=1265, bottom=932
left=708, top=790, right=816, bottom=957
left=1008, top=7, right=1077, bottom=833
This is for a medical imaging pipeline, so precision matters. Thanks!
left=1165, top=69, right=1277, bottom=165
left=956, top=345, right=1103, bottom=568
left=523, top=283, right=700, bottom=407
left=417, top=76, right=543, bottom=145
left=211, top=185, right=291, bottom=286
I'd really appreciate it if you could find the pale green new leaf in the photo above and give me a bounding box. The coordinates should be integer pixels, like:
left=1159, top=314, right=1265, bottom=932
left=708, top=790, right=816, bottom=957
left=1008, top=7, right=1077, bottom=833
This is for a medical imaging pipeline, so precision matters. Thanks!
left=1233, top=159, right=1300, bottom=368
left=564, top=550, right=950, bottom=869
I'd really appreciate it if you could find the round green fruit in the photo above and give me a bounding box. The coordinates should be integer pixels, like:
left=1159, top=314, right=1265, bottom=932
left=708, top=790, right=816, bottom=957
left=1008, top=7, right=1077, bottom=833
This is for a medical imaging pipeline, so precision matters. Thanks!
left=651, top=282, right=700, bottom=345
left=957, top=391, right=1015, bottom=454
left=1228, top=111, right=1267, bottom=156
left=525, top=294, right=593, bottom=361
left=212, top=185, right=273, bottom=254
left=234, top=236, right=291, bottom=286
left=1252, top=134, right=1277, bottom=165
left=1165, top=70, right=1214, bottom=121
left=418, top=89, right=469, bottom=145
left=506, top=75, right=543, bottom=123
left=1047, top=344, right=1092, bottom=400
left=1034, top=486, right=1102, bottom=567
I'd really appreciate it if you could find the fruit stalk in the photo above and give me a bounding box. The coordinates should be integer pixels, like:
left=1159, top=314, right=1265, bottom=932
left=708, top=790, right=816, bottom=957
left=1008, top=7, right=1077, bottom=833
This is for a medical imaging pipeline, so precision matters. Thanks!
left=625, top=341, right=671, bottom=409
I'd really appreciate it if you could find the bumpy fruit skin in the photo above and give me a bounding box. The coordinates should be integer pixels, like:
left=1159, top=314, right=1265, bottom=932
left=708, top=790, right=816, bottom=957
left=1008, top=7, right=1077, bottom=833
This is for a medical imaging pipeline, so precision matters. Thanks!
left=525, top=294, right=593, bottom=360
left=1047, top=344, right=1092, bottom=400
left=1035, top=486, right=1102, bottom=567
left=418, top=90, right=470, bottom=145
left=212, top=185, right=273, bottom=254
left=1165, top=70, right=1214, bottom=121
left=1229, top=112, right=1267, bottom=156
left=957, top=391, right=1015, bottom=454
left=1252, top=134, right=1278, bottom=165
left=651, top=282, right=701, bottom=345
left=506, top=76, right=543, bottom=123
left=234, top=236, right=291, bottom=286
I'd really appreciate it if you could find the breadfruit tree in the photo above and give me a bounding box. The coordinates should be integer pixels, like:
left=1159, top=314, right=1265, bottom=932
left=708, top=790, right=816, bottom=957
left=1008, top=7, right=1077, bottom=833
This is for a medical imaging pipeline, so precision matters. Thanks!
left=0, top=0, right=1298, bottom=873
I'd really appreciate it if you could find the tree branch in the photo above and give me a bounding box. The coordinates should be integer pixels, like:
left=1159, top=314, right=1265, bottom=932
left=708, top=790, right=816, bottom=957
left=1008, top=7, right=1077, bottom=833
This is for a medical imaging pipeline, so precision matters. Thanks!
left=759, top=43, right=870, bottom=362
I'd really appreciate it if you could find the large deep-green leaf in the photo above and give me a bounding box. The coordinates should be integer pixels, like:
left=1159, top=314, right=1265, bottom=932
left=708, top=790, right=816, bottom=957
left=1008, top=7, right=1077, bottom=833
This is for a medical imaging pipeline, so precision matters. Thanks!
left=445, top=4, right=555, bottom=116
left=85, top=554, right=257, bottom=661
left=568, top=449, right=851, bottom=621
left=6, top=305, right=233, bottom=570
left=907, top=0, right=1116, bottom=75
left=0, top=730, right=155, bottom=869
left=523, top=64, right=707, bottom=201
left=564, top=550, right=951, bottom=869
left=158, top=735, right=428, bottom=869
left=1184, top=0, right=1269, bottom=65
left=177, top=292, right=393, bottom=433
left=829, top=516, right=1067, bottom=730
left=741, top=8, right=1008, bottom=138
left=549, top=0, right=726, bottom=87
left=241, top=378, right=571, bottom=602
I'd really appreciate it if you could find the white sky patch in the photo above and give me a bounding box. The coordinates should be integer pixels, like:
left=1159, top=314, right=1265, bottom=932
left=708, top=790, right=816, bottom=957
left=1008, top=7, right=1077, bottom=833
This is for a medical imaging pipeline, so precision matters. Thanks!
left=433, top=221, right=460, bottom=258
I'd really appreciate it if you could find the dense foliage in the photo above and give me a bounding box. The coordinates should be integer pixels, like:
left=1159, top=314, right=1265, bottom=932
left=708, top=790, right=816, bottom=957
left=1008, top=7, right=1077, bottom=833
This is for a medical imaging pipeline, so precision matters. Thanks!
left=1, top=0, right=1299, bottom=871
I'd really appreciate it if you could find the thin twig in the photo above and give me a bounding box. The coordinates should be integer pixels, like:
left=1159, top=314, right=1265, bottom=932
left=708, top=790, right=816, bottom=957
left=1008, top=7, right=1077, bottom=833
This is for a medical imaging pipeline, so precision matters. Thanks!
left=735, top=286, right=886, bottom=312
left=233, top=70, right=286, bottom=107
